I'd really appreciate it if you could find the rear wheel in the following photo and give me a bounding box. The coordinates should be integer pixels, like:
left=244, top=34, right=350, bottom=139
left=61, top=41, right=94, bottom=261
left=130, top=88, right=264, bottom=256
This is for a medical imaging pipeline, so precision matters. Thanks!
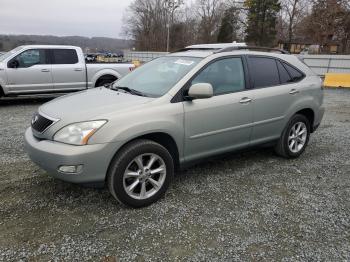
left=275, top=114, right=310, bottom=158
left=107, top=139, right=174, bottom=208
left=95, top=75, right=117, bottom=87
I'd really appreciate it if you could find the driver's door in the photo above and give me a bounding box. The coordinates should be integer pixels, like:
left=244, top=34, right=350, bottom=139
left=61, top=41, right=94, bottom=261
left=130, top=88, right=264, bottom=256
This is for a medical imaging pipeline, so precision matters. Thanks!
left=6, top=49, right=53, bottom=93
left=183, top=57, right=254, bottom=162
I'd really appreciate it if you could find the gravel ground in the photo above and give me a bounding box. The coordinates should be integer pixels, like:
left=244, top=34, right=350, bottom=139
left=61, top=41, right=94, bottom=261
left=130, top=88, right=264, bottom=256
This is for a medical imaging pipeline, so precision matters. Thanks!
left=0, top=90, right=349, bottom=261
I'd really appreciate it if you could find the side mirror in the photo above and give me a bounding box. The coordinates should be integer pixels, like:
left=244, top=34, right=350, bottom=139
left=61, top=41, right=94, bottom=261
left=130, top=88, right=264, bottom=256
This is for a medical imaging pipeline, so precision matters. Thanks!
left=8, top=60, right=19, bottom=69
left=187, top=83, right=213, bottom=100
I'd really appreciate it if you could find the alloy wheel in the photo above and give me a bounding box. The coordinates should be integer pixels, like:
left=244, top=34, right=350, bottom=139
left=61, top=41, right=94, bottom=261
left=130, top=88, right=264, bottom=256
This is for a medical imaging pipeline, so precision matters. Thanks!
left=288, top=122, right=308, bottom=153
left=123, top=153, right=166, bottom=200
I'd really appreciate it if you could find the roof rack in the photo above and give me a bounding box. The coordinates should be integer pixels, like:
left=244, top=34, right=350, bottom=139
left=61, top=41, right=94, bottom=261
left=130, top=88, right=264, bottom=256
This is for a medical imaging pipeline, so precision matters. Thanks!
left=215, top=46, right=290, bottom=54
left=173, top=45, right=289, bottom=55
left=173, top=47, right=220, bottom=53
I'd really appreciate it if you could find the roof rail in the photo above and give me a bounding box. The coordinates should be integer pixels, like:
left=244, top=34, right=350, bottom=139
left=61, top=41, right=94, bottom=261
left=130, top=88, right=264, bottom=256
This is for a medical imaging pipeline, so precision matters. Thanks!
left=215, top=46, right=290, bottom=54
left=172, top=47, right=219, bottom=53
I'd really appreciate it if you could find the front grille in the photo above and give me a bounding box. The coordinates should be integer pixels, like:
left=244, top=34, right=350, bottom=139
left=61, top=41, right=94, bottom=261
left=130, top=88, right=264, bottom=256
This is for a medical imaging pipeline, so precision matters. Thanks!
left=31, top=112, right=54, bottom=133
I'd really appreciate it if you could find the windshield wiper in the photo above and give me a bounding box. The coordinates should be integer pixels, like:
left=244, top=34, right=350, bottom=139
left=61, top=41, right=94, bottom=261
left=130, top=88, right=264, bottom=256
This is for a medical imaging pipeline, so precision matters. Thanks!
left=111, top=86, right=148, bottom=97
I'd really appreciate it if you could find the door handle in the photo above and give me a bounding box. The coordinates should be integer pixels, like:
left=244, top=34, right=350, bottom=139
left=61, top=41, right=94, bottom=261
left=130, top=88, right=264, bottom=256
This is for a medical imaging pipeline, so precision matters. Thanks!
left=41, top=69, right=50, bottom=72
left=289, top=89, right=299, bottom=95
left=74, top=68, right=83, bottom=71
left=239, top=97, right=252, bottom=104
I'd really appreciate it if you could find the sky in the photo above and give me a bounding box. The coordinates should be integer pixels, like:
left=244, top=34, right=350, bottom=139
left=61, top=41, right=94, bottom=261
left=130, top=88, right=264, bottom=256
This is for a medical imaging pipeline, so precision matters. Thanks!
left=0, top=0, right=134, bottom=39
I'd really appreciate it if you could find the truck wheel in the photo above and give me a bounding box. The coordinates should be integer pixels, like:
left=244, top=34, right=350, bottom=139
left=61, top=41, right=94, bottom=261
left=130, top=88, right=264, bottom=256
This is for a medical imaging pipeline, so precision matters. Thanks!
left=107, top=139, right=174, bottom=208
left=275, top=114, right=310, bottom=159
left=95, top=75, right=117, bottom=87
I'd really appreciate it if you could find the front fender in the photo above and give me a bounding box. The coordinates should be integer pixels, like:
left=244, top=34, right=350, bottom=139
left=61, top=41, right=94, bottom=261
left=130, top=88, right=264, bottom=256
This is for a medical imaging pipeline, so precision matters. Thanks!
left=89, top=101, right=185, bottom=160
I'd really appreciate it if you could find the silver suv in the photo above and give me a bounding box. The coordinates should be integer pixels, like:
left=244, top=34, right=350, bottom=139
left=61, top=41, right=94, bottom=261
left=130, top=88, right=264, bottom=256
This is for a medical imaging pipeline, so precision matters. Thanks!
left=25, top=44, right=325, bottom=207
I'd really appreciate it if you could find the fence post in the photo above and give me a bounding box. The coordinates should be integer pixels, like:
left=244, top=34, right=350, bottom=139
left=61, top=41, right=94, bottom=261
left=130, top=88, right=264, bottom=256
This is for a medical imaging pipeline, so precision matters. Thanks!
left=327, top=57, right=332, bottom=73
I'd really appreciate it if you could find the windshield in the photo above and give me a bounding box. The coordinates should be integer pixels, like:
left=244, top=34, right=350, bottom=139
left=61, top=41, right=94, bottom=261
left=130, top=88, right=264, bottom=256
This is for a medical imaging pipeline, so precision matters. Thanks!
left=0, top=46, right=24, bottom=62
left=112, top=56, right=202, bottom=97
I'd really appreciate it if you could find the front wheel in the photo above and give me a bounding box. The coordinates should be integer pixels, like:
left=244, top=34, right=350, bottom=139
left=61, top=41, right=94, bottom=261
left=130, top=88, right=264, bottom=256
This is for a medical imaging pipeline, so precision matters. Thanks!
left=107, top=140, right=174, bottom=208
left=275, top=114, right=311, bottom=158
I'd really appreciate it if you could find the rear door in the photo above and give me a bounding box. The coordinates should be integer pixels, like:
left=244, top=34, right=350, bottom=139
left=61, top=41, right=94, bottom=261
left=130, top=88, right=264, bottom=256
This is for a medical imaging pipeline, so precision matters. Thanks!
left=6, top=49, right=53, bottom=93
left=248, top=56, right=305, bottom=144
left=183, top=56, right=254, bottom=162
left=50, top=49, right=86, bottom=91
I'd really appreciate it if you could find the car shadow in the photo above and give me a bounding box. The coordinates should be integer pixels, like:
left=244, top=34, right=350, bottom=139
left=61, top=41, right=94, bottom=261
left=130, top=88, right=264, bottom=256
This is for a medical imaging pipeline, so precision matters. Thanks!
left=0, top=96, right=57, bottom=106
left=42, top=147, right=278, bottom=210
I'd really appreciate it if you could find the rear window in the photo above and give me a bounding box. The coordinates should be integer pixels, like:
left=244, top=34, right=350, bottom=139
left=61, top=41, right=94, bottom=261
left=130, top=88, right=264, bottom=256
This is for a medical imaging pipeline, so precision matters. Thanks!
left=249, top=57, right=280, bottom=88
left=52, top=49, right=78, bottom=64
left=277, top=60, right=292, bottom=84
left=283, top=62, right=304, bottom=82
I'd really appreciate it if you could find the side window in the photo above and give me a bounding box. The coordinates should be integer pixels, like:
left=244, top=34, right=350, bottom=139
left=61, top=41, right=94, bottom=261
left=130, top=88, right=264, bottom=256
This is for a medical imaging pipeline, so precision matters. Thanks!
left=283, top=62, right=304, bottom=82
left=9, top=49, right=47, bottom=68
left=277, top=60, right=292, bottom=84
left=52, top=49, right=78, bottom=64
left=191, top=57, right=245, bottom=95
left=249, top=57, right=280, bottom=88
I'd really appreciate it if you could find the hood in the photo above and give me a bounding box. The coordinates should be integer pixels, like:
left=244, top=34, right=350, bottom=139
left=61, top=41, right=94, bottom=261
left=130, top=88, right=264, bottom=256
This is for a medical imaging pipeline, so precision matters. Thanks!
left=39, top=87, right=154, bottom=122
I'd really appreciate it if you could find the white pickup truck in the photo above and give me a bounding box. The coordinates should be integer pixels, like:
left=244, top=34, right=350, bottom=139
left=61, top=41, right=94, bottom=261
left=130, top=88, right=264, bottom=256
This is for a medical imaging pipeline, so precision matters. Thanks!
left=0, top=45, right=134, bottom=97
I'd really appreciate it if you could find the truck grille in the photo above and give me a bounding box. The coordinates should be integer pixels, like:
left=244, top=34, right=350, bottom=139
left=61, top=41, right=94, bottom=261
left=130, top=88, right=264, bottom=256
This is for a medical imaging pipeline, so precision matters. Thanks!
left=31, top=112, right=54, bottom=133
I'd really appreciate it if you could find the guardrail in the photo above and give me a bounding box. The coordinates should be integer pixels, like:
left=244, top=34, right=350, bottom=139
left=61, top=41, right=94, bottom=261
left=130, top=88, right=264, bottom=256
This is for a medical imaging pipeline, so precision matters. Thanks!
left=2, top=49, right=349, bottom=78
left=299, top=55, right=350, bottom=77
left=124, top=52, right=350, bottom=77
left=124, top=51, right=168, bottom=63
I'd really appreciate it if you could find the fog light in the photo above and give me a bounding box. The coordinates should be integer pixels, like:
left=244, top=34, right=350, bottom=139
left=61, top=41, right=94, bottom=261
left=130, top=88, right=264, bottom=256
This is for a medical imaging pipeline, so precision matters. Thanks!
left=58, top=165, right=83, bottom=174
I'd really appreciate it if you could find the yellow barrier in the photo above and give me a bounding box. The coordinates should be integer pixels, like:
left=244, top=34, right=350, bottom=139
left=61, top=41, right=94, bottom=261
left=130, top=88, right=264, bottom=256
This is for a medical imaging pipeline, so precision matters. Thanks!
left=132, top=60, right=142, bottom=68
left=324, top=73, right=350, bottom=88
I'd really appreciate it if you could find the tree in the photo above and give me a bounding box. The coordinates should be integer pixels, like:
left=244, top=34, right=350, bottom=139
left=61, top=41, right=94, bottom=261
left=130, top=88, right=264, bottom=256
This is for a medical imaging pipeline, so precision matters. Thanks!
left=338, top=0, right=350, bottom=53
left=245, top=0, right=281, bottom=46
left=123, top=0, right=195, bottom=51
left=171, top=4, right=199, bottom=48
left=196, top=0, right=225, bottom=43
left=164, top=0, right=184, bottom=51
left=297, top=0, right=346, bottom=49
left=217, top=7, right=240, bottom=42
left=123, top=0, right=169, bottom=51
left=280, top=0, right=308, bottom=43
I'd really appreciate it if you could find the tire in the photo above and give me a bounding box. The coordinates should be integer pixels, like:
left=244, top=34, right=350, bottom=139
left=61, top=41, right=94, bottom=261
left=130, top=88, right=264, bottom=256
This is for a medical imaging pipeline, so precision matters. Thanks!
left=95, top=76, right=117, bottom=88
left=107, top=139, right=174, bottom=208
left=274, top=114, right=311, bottom=159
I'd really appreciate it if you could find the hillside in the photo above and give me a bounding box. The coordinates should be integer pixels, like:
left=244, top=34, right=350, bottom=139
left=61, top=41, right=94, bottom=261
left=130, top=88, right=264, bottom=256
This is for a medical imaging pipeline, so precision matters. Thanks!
left=0, top=34, right=133, bottom=52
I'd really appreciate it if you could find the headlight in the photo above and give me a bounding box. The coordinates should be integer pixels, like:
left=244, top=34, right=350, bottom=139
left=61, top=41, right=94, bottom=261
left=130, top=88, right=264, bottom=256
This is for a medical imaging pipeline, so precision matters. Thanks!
left=54, top=120, right=107, bottom=145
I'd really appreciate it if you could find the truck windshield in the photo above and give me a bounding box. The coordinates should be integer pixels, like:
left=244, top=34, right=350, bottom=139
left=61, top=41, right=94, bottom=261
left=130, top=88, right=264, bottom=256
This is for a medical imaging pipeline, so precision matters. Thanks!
left=112, top=56, right=202, bottom=97
left=0, top=46, right=24, bottom=62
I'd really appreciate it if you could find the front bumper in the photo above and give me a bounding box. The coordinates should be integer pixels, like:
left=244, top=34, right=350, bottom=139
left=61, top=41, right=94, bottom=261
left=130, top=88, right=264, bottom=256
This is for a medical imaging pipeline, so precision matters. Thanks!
left=24, top=128, right=121, bottom=184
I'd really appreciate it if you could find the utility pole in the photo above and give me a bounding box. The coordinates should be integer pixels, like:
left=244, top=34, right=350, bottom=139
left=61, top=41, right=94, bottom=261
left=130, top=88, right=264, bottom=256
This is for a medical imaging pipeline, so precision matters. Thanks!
left=164, top=0, right=183, bottom=52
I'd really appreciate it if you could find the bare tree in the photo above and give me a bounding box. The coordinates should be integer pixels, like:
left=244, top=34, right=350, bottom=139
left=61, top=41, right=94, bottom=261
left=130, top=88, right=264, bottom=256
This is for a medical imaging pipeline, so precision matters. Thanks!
left=280, top=0, right=308, bottom=43
left=122, top=0, right=350, bottom=52
left=196, top=0, right=225, bottom=43
left=164, top=0, right=184, bottom=51
left=123, top=0, right=169, bottom=51
left=300, top=1, right=343, bottom=43
left=172, top=4, right=200, bottom=48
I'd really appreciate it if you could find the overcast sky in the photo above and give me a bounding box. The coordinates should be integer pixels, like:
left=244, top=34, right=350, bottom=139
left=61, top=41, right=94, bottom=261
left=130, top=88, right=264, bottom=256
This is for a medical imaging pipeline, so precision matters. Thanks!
left=0, top=0, right=134, bottom=38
